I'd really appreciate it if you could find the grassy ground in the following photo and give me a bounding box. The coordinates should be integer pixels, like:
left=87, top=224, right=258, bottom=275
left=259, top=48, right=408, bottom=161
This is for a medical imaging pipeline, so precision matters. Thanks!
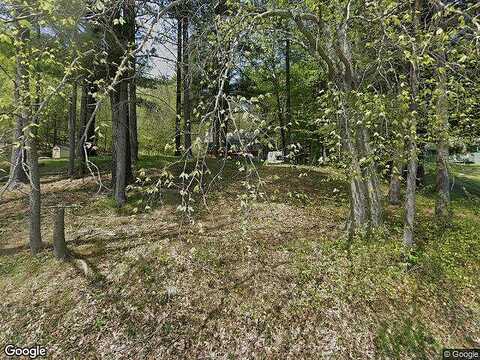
left=0, top=158, right=479, bottom=359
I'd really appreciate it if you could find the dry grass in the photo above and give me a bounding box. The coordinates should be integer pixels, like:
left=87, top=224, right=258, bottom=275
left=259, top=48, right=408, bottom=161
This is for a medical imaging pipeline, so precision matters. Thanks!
left=0, top=164, right=479, bottom=359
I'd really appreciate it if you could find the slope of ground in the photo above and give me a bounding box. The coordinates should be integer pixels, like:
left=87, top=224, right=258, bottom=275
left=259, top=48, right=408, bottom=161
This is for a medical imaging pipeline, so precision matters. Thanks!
left=0, top=158, right=479, bottom=359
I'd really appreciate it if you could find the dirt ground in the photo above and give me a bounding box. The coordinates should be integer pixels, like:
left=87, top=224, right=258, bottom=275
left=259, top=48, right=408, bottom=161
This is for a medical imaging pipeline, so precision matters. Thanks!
left=0, top=164, right=479, bottom=359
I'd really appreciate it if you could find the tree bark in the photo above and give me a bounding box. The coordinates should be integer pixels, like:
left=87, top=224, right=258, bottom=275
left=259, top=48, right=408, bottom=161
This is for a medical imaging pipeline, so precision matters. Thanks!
left=175, top=17, right=183, bottom=156
left=403, top=0, right=420, bottom=247
left=388, top=160, right=401, bottom=205
left=68, top=82, right=77, bottom=179
left=285, top=38, right=292, bottom=154
left=86, top=83, right=97, bottom=157
left=128, top=80, right=138, bottom=166
left=7, top=27, right=29, bottom=189
left=111, top=91, right=118, bottom=190
left=77, top=83, right=88, bottom=177
left=273, top=75, right=286, bottom=154
left=21, top=25, right=42, bottom=254
left=335, top=23, right=383, bottom=232
left=182, top=16, right=192, bottom=157
left=435, top=49, right=450, bottom=223
left=360, top=127, right=383, bottom=227
left=53, top=208, right=67, bottom=260
left=126, top=0, right=138, bottom=166
left=114, top=81, right=129, bottom=207
left=220, top=83, right=229, bottom=154
left=338, top=107, right=368, bottom=232
left=27, top=118, right=42, bottom=255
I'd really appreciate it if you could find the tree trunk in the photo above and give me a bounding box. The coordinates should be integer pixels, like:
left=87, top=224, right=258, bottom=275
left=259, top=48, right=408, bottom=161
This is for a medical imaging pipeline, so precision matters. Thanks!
left=21, top=27, right=42, bottom=254
left=77, top=83, right=88, bottom=177
left=27, top=118, right=42, bottom=255
left=403, top=0, right=420, bottom=247
left=7, top=30, right=29, bottom=189
left=285, top=38, right=292, bottom=154
left=435, top=49, right=450, bottom=223
left=126, top=0, right=138, bottom=166
left=128, top=80, right=138, bottom=166
left=53, top=207, right=67, bottom=260
left=182, top=16, right=192, bottom=157
left=333, top=23, right=383, bottom=232
left=388, top=159, right=401, bottom=205
left=404, top=151, right=417, bottom=246
left=114, top=81, right=129, bottom=207
left=86, top=83, right=97, bottom=156
left=53, top=117, right=58, bottom=146
left=220, top=83, right=229, bottom=154
left=273, top=76, right=286, bottom=154
left=68, top=82, right=77, bottom=179
left=175, top=17, right=183, bottom=156
left=111, top=91, right=118, bottom=190
left=360, top=127, right=383, bottom=227
left=339, top=110, right=368, bottom=232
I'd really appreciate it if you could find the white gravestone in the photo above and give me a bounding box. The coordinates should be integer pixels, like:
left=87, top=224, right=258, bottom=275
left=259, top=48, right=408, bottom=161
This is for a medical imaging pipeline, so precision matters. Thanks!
left=52, top=145, right=61, bottom=159
left=267, top=151, right=284, bottom=163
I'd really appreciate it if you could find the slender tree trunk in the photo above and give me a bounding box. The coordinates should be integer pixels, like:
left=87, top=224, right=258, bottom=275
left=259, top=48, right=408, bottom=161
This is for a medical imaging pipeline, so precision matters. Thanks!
left=8, top=114, right=28, bottom=189
left=126, top=0, right=138, bottom=166
left=220, top=82, right=229, bottom=154
left=68, top=82, right=77, bottom=179
left=339, top=106, right=368, bottom=232
left=388, top=159, right=402, bottom=205
left=86, top=83, right=97, bottom=156
left=125, top=109, right=133, bottom=184
left=435, top=49, right=450, bottom=223
left=404, top=147, right=417, bottom=246
left=111, top=91, right=118, bottom=190
left=128, top=80, right=138, bottom=166
left=175, top=17, right=183, bottom=156
left=360, top=127, right=383, bottom=226
left=114, top=82, right=129, bottom=207
left=182, top=16, right=192, bottom=157
left=7, top=32, right=29, bottom=189
left=77, top=83, right=88, bottom=177
left=21, top=24, right=42, bottom=254
left=272, top=76, right=286, bottom=154
left=403, top=0, right=420, bottom=247
left=285, top=38, right=292, bottom=154
left=334, top=23, right=383, bottom=232
left=53, top=207, right=67, bottom=260
left=27, top=112, right=42, bottom=255
left=53, top=117, right=58, bottom=146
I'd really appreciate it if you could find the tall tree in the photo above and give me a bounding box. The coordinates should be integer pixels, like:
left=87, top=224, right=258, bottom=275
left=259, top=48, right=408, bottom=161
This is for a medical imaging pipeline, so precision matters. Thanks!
left=109, top=1, right=135, bottom=207
left=16, top=18, right=42, bottom=253
left=284, top=36, right=292, bottom=156
left=68, top=82, right=77, bottom=179
left=434, top=5, right=451, bottom=224
left=182, top=15, right=192, bottom=157
left=7, top=51, right=28, bottom=189
left=113, top=81, right=129, bottom=207
left=126, top=0, right=138, bottom=167
left=175, top=16, right=183, bottom=156
left=403, top=0, right=421, bottom=246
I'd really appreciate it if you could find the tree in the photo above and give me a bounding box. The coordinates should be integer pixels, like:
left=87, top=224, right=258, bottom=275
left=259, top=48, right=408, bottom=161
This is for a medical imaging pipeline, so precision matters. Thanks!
left=182, top=14, right=192, bottom=157
left=68, top=82, right=77, bottom=179
left=126, top=0, right=138, bottom=167
left=175, top=15, right=183, bottom=156
left=16, top=12, right=42, bottom=253
left=7, top=51, right=28, bottom=188
left=403, top=0, right=421, bottom=247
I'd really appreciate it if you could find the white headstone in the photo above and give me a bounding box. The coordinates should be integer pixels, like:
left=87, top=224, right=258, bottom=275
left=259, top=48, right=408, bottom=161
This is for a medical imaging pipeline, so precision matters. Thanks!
left=52, top=145, right=61, bottom=159
left=473, top=152, right=480, bottom=164
left=267, top=151, right=284, bottom=163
